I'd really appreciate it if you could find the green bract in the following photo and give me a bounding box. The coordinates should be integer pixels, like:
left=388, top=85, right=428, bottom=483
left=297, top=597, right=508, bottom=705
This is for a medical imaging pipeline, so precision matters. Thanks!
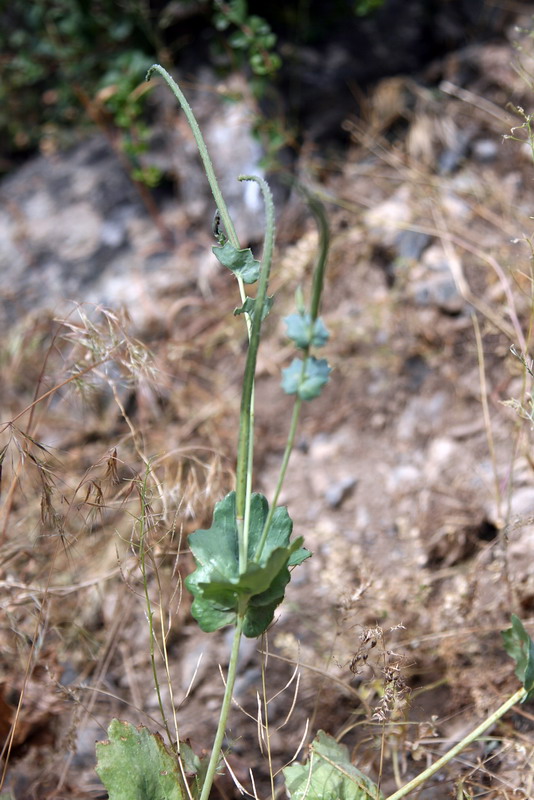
left=502, top=614, right=534, bottom=701
left=212, top=241, right=261, bottom=284
left=185, top=492, right=310, bottom=638
left=285, top=312, right=329, bottom=349
left=234, top=294, right=275, bottom=322
left=282, top=356, right=332, bottom=400
left=283, top=731, right=382, bottom=800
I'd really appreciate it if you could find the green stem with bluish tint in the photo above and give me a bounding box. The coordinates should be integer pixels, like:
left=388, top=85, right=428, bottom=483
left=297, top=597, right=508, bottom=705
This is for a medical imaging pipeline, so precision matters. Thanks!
left=146, top=64, right=248, bottom=311
left=198, top=175, right=274, bottom=800
left=256, top=190, right=330, bottom=561
left=235, top=175, right=275, bottom=572
left=385, top=687, right=527, bottom=800
left=197, top=613, right=246, bottom=800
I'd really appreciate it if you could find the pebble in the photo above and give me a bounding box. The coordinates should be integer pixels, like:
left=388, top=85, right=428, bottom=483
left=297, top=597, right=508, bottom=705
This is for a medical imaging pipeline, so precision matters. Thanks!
left=324, top=476, right=358, bottom=508
left=472, top=138, right=499, bottom=162
left=412, top=275, right=464, bottom=314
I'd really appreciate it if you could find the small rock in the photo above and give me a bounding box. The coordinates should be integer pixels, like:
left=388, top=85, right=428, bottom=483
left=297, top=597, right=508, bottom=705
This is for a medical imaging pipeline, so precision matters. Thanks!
left=438, top=129, right=472, bottom=174
left=412, top=274, right=464, bottom=314
left=422, top=243, right=452, bottom=272
left=387, top=464, right=421, bottom=494
left=509, top=486, right=534, bottom=518
left=324, top=476, right=358, bottom=508
left=472, top=138, right=499, bottom=162
left=363, top=185, right=413, bottom=247
left=100, top=219, right=127, bottom=248
left=394, top=229, right=432, bottom=262
left=397, top=391, right=448, bottom=440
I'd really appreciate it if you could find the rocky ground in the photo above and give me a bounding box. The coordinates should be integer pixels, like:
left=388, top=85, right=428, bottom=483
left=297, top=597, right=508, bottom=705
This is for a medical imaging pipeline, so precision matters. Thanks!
left=1, top=9, right=534, bottom=800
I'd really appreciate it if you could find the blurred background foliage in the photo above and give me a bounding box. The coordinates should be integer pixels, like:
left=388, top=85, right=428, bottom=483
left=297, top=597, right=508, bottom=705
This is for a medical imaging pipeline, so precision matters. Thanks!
left=0, top=0, right=388, bottom=177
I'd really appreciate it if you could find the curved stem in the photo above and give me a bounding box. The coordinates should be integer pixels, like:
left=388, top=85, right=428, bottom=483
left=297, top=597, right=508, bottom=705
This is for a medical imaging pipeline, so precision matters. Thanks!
left=255, top=395, right=302, bottom=562
left=146, top=65, right=249, bottom=311
left=198, top=614, right=245, bottom=800
left=235, top=175, right=275, bottom=571
left=385, top=687, right=527, bottom=800
left=257, top=190, right=330, bottom=560
left=146, top=65, right=239, bottom=250
left=300, top=187, right=330, bottom=322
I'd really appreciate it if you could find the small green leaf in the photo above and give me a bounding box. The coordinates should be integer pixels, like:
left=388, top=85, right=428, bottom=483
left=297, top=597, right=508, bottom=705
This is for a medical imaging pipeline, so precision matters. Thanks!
left=212, top=241, right=260, bottom=284
left=295, top=286, right=306, bottom=315
left=354, top=0, right=385, bottom=17
left=234, top=295, right=275, bottom=321
left=185, top=492, right=307, bottom=637
left=502, top=614, right=534, bottom=701
left=213, top=12, right=230, bottom=31
left=288, top=546, right=312, bottom=566
left=95, top=719, right=183, bottom=800
left=228, top=30, right=250, bottom=49
left=284, top=730, right=382, bottom=800
left=281, top=357, right=332, bottom=400
left=180, top=741, right=213, bottom=798
left=285, top=313, right=329, bottom=349
left=249, top=15, right=271, bottom=36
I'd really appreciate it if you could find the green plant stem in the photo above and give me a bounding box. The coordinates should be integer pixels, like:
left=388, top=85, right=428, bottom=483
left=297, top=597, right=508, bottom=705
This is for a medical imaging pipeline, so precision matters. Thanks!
left=146, top=65, right=238, bottom=250
left=235, top=174, right=275, bottom=571
left=256, top=191, right=329, bottom=560
left=384, top=686, right=527, bottom=800
left=198, top=613, right=245, bottom=800
left=302, top=189, right=330, bottom=322
left=255, top=395, right=303, bottom=562
left=260, top=638, right=276, bottom=800
left=145, top=64, right=248, bottom=307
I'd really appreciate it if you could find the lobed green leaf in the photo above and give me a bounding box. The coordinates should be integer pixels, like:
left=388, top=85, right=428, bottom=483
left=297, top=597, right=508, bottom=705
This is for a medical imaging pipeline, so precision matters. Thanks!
left=285, top=312, right=329, bottom=349
left=95, top=719, right=183, bottom=800
left=185, top=492, right=309, bottom=637
left=283, top=730, right=382, bottom=800
left=502, top=614, right=534, bottom=701
left=212, top=241, right=260, bottom=284
left=234, top=294, right=275, bottom=322
left=281, top=356, right=332, bottom=400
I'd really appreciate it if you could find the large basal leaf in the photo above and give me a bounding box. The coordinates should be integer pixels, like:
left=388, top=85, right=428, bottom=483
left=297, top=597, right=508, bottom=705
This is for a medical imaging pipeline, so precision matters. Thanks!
left=283, top=731, right=382, bottom=800
left=502, top=614, right=534, bottom=701
left=95, top=719, right=183, bottom=800
left=212, top=241, right=260, bottom=284
left=185, top=492, right=310, bottom=637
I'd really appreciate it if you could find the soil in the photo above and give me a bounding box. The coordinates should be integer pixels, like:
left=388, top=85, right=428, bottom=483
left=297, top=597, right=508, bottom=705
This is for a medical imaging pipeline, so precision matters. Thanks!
left=1, top=11, right=534, bottom=800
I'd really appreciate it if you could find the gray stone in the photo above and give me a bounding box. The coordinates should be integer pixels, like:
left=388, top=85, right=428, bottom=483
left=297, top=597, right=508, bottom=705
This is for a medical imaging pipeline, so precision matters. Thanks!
left=412, top=275, right=464, bottom=314
left=472, top=138, right=499, bottom=162
left=394, top=229, right=432, bottom=262
left=324, top=476, right=358, bottom=509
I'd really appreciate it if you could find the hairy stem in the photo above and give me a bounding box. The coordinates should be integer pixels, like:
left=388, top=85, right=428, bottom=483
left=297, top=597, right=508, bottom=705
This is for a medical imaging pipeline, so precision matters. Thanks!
left=304, top=189, right=330, bottom=322
left=145, top=64, right=248, bottom=308
left=146, top=65, right=238, bottom=250
left=256, top=190, right=329, bottom=560
left=255, top=394, right=302, bottom=562
left=235, top=175, right=275, bottom=571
